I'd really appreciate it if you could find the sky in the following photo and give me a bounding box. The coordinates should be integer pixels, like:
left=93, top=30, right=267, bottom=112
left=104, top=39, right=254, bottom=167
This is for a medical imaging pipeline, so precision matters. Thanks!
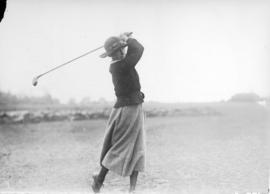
left=0, top=0, right=269, bottom=103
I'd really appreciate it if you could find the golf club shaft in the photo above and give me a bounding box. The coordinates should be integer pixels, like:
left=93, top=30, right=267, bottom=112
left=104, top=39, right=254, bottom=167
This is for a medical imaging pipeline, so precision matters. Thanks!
left=37, top=45, right=104, bottom=79
left=35, top=32, right=133, bottom=81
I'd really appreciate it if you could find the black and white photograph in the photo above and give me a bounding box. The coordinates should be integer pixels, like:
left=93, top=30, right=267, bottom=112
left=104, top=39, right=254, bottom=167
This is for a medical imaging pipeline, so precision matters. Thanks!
left=0, top=0, right=269, bottom=193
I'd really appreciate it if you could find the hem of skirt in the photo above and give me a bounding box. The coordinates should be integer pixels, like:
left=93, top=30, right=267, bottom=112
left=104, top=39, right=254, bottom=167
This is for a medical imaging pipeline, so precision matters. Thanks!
left=101, top=162, right=145, bottom=177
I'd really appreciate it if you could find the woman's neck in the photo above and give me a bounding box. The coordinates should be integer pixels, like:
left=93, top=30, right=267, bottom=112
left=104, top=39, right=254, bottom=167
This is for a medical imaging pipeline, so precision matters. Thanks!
left=112, top=56, right=124, bottom=61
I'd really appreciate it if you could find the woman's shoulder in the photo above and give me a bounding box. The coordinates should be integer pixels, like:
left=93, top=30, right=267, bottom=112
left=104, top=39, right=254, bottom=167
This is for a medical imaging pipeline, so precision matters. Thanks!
left=109, top=60, right=126, bottom=73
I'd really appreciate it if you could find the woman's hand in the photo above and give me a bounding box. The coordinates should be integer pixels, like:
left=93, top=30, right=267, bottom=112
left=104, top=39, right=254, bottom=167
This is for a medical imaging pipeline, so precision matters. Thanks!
left=119, top=32, right=132, bottom=42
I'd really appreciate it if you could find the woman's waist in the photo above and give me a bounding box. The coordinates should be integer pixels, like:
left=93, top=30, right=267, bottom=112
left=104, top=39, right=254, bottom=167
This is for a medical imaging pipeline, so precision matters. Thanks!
left=114, top=91, right=145, bottom=108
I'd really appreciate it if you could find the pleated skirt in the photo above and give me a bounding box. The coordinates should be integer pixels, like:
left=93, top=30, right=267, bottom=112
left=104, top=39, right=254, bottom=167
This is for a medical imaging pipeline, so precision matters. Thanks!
left=100, top=104, right=146, bottom=177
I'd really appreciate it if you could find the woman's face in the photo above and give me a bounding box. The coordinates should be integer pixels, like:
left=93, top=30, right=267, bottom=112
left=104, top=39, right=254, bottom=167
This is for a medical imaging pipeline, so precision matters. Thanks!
left=113, top=47, right=126, bottom=60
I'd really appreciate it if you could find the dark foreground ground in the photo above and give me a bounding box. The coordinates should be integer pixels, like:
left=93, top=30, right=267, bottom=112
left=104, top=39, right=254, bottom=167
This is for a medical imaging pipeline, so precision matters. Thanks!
left=0, top=103, right=269, bottom=194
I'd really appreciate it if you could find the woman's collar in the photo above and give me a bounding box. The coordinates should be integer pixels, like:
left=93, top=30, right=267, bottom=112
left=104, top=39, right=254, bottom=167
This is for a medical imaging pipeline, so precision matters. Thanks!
left=110, top=59, right=121, bottom=64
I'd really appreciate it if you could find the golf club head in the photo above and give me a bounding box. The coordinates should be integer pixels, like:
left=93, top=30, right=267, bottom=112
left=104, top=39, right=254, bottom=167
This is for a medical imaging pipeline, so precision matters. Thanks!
left=32, top=76, right=38, bottom=87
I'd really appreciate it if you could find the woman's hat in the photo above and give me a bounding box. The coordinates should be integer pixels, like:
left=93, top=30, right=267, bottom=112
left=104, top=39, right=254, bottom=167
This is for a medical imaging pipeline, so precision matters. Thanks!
left=100, top=36, right=127, bottom=58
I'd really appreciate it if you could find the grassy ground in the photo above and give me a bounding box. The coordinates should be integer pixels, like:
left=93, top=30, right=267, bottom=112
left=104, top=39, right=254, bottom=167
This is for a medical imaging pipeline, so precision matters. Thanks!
left=0, top=103, right=269, bottom=194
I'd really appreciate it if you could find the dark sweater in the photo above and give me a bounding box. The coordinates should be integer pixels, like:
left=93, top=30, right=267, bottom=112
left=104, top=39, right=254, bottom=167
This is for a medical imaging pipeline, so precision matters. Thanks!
left=109, top=38, right=144, bottom=108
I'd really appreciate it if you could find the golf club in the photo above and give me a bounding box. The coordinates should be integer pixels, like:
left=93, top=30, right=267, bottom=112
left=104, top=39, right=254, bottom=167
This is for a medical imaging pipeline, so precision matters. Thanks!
left=32, top=45, right=103, bottom=87
left=32, top=32, right=133, bottom=87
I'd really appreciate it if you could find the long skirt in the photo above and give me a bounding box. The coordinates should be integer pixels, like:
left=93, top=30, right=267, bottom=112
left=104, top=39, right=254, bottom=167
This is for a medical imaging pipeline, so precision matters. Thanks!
left=100, top=104, right=146, bottom=177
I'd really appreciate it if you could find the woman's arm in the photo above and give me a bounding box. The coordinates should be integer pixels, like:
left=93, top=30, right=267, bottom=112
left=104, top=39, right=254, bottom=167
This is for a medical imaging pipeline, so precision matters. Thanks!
left=123, top=38, right=144, bottom=68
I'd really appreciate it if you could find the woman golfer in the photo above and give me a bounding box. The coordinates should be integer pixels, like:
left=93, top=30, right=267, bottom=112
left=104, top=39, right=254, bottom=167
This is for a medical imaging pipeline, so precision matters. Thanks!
left=91, top=32, right=146, bottom=193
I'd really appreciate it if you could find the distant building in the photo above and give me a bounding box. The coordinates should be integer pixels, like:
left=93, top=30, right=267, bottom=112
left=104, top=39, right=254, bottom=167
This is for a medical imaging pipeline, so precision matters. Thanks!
left=229, top=93, right=261, bottom=103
